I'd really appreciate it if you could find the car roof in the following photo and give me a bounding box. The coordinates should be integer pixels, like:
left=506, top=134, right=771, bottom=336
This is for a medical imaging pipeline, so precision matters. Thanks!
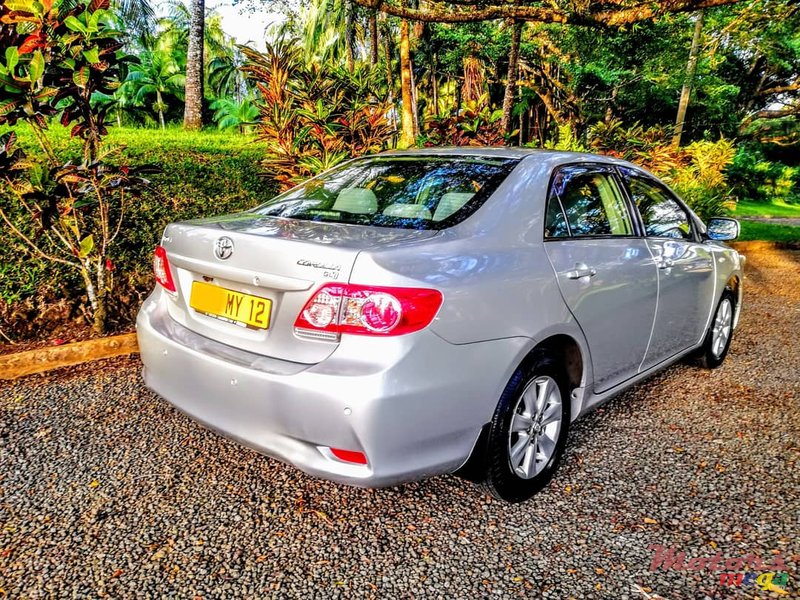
left=377, top=146, right=638, bottom=169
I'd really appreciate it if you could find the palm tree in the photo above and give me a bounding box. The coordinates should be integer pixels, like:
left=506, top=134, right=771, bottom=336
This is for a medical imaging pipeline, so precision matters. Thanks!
left=209, top=50, right=245, bottom=100
left=158, top=3, right=239, bottom=99
left=184, top=0, right=205, bottom=129
left=211, top=97, right=259, bottom=133
left=91, top=88, right=135, bottom=128
left=301, top=0, right=362, bottom=68
left=158, top=3, right=232, bottom=60
left=113, top=0, right=155, bottom=49
left=126, top=50, right=186, bottom=129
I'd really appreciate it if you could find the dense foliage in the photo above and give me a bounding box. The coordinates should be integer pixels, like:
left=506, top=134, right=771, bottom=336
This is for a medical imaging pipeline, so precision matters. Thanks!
left=241, top=38, right=394, bottom=189
left=0, top=0, right=155, bottom=333
left=0, top=0, right=798, bottom=342
left=0, top=127, right=275, bottom=340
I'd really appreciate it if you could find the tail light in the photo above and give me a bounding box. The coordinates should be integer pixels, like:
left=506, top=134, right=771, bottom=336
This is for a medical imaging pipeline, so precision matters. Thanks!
left=153, top=246, right=177, bottom=293
left=294, top=283, right=442, bottom=337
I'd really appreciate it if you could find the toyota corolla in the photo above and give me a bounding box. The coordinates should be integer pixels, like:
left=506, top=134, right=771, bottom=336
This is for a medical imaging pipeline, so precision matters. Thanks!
left=136, top=148, right=743, bottom=502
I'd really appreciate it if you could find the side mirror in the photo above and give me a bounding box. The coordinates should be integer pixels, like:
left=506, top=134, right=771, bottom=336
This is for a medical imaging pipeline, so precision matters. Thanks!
left=706, top=217, right=740, bottom=241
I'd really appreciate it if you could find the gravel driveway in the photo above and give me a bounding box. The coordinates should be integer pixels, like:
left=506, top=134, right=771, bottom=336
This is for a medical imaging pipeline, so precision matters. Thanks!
left=743, top=217, right=800, bottom=228
left=1, top=247, right=798, bottom=599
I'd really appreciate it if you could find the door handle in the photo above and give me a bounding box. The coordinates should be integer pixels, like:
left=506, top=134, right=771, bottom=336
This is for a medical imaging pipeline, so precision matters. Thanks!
left=657, top=258, right=674, bottom=269
left=565, top=264, right=597, bottom=280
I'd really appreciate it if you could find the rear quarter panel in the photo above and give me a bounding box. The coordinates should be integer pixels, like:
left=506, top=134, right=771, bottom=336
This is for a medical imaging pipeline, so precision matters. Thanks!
left=348, top=154, right=594, bottom=408
left=709, top=242, right=744, bottom=326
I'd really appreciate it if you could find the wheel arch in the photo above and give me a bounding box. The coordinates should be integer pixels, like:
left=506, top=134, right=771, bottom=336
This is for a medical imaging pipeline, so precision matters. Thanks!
left=498, top=332, right=590, bottom=423
left=455, top=331, right=588, bottom=483
left=533, top=334, right=584, bottom=392
left=725, top=273, right=743, bottom=328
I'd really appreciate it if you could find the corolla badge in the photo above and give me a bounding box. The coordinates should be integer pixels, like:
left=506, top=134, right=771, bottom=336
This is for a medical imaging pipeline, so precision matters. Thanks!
left=214, top=236, right=234, bottom=260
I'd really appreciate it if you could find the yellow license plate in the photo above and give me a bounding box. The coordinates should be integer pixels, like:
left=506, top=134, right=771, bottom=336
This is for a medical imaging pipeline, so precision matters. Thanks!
left=190, top=281, right=272, bottom=329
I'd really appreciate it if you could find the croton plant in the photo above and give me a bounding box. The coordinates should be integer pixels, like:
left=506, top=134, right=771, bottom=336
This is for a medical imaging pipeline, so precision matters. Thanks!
left=0, top=0, right=151, bottom=334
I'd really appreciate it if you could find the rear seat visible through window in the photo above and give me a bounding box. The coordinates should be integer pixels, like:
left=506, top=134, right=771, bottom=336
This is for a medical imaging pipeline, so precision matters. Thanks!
left=383, top=204, right=433, bottom=220
left=332, top=188, right=378, bottom=214
left=433, top=192, right=474, bottom=222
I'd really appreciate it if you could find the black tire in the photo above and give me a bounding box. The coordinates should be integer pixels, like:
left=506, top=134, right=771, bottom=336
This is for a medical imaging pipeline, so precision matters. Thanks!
left=480, top=352, right=571, bottom=503
left=697, top=290, right=736, bottom=369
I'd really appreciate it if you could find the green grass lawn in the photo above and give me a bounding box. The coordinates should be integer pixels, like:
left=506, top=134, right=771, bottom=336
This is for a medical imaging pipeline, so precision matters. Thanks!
left=731, top=200, right=800, bottom=243
left=6, top=124, right=276, bottom=213
left=733, top=199, right=800, bottom=219
left=738, top=220, right=800, bottom=243
left=1, top=124, right=279, bottom=309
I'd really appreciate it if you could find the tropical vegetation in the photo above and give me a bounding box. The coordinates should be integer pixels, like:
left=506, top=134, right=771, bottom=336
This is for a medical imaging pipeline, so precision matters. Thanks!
left=0, top=0, right=798, bottom=342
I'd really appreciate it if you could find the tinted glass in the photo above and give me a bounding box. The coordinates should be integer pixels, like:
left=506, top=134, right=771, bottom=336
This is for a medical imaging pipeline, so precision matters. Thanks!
left=622, top=170, right=692, bottom=239
left=252, top=156, right=519, bottom=230
left=544, top=194, right=569, bottom=238
left=547, top=166, right=634, bottom=237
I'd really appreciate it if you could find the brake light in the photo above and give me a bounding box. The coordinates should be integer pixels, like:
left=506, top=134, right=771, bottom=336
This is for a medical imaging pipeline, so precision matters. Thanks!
left=153, top=246, right=177, bottom=293
left=294, top=283, right=442, bottom=336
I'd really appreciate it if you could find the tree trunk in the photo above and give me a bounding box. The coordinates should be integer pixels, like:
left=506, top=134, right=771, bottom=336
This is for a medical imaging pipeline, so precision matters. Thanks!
left=184, top=0, right=205, bottom=130
left=344, top=0, right=356, bottom=72
left=410, top=56, right=419, bottom=135
left=383, top=18, right=393, bottom=95
left=382, top=18, right=395, bottom=131
left=399, top=19, right=416, bottom=147
left=93, top=292, right=106, bottom=334
left=431, top=52, right=439, bottom=117
left=501, top=20, right=523, bottom=140
left=94, top=259, right=107, bottom=335
left=369, top=12, right=379, bottom=66
left=672, top=11, right=704, bottom=147
left=80, top=265, right=105, bottom=334
left=157, top=90, right=165, bottom=130
left=605, top=86, right=618, bottom=122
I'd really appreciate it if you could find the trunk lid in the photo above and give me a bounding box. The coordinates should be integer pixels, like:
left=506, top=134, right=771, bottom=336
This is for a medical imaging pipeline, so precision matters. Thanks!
left=159, top=213, right=438, bottom=364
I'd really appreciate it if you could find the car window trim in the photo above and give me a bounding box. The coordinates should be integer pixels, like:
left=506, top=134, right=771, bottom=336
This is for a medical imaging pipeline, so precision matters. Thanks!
left=543, top=162, right=643, bottom=241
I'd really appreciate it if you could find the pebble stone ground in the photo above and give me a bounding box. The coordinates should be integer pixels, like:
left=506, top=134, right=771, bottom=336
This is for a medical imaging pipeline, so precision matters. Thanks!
left=1, top=248, right=798, bottom=599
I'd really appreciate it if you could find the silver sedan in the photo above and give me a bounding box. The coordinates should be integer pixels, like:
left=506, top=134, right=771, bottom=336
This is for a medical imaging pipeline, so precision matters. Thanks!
left=137, top=148, right=743, bottom=502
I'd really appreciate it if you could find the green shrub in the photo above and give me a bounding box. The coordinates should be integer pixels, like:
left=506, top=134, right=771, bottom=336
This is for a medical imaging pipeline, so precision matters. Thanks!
left=666, top=139, right=735, bottom=222
left=587, top=119, right=735, bottom=221
left=423, top=95, right=506, bottom=147
left=0, top=126, right=278, bottom=338
left=727, top=144, right=799, bottom=205
left=241, top=38, right=394, bottom=190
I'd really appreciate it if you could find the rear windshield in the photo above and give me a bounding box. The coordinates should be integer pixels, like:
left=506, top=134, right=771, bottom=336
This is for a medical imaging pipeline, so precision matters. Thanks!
left=251, top=156, right=519, bottom=230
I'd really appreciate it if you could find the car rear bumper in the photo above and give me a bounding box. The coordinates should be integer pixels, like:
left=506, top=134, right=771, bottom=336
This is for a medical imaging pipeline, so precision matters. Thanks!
left=136, top=289, right=529, bottom=487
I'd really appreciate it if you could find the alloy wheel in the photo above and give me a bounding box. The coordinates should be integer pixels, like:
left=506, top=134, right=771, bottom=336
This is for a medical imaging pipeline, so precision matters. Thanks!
left=507, top=376, right=563, bottom=479
left=711, top=298, right=733, bottom=358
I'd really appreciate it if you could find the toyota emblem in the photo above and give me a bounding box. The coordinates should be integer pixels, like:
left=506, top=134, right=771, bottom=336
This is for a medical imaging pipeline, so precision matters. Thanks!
left=214, top=236, right=234, bottom=260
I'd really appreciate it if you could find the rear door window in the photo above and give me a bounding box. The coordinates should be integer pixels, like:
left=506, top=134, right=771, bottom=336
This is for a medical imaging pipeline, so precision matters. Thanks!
left=545, top=166, right=634, bottom=238
left=619, top=168, right=693, bottom=240
left=252, top=156, right=519, bottom=230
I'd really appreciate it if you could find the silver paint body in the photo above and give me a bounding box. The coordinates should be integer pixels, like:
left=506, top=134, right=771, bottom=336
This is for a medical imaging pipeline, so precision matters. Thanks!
left=136, top=148, right=744, bottom=486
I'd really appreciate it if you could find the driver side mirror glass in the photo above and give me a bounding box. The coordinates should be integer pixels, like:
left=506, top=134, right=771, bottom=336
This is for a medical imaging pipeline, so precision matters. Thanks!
left=706, top=217, right=740, bottom=241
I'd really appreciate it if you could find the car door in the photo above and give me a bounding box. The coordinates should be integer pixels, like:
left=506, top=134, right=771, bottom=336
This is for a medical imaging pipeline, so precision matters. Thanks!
left=618, top=167, right=717, bottom=370
left=543, top=164, right=658, bottom=393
